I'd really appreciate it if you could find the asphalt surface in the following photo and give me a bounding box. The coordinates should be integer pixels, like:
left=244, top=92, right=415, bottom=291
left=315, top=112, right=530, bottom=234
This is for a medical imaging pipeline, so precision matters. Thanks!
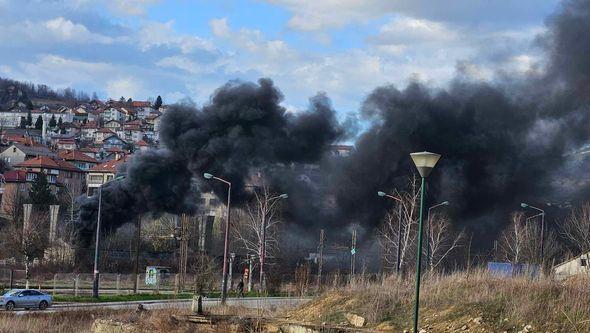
left=11, top=296, right=309, bottom=314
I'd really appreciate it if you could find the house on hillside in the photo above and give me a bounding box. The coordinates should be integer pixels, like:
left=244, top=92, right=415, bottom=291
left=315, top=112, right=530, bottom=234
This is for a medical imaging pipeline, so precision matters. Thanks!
left=85, top=157, right=127, bottom=196
left=58, top=150, right=99, bottom=171
left=56, top=138, right=77, bottom=151
left=0, top=170, right=28, bottom=216
left=102, top=135, right=126, bottom=150
left=95, top=128, right=116, bottom=144
left=0, top=143, right=56, bottom=166
left=13, top=156, right=85, bottom=192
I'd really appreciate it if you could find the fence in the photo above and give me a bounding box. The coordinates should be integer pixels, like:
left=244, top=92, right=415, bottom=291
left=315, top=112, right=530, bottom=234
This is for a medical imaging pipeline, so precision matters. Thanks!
left=0, top=269, right=200, bottom=295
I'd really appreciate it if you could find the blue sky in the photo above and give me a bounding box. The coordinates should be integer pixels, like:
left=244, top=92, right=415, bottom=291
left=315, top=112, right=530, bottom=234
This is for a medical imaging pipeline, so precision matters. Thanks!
left=0, top=0, right=561, bottom=116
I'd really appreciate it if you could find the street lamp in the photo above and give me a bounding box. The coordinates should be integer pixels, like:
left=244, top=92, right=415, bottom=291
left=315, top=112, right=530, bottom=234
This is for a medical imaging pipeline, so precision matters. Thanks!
left=93, top=174, right=125, bottom=299
left=521, top=202, right=546, bottom=263
left=203, top=172, right=232, bottom=304
left=426, top=201, right=449, bottom=270
left=410, top=151, right=441, bottom=333
left=377, top=191, right=403, bottom=273
left=259, top=193, right=288, bottom=292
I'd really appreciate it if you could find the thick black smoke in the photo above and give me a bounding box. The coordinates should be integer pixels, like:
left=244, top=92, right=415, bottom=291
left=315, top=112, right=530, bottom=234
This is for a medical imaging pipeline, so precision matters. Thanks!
left=327, top=0, right=590, bottom=240
left=78, top=78, right=343, bottom=243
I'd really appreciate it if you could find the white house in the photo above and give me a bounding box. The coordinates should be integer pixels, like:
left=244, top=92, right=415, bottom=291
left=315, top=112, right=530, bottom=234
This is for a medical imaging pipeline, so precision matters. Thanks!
left=553, top=252, right=590, bottom=280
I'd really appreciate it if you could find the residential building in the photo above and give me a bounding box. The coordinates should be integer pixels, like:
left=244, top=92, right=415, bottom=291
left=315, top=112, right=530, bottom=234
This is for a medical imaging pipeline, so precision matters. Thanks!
left=0, top=143, right=56, bottom=166
left=0, top=170, right=27, bottom=217
left=56, top=138, right=77, bottom=151
left=86, top=157, right=127, bottom=196
left=95, top=128, right=116, bottom=144
left=14, top=156, right=85, bottom=191
left=554, top=253, right=590, bottom=280
left=58, top=150, right=99, bottom=171
left=102, top=135, right=126, bottom=150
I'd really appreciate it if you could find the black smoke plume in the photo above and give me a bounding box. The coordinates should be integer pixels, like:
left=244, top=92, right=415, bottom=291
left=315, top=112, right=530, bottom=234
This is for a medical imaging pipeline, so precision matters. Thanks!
left=77, top=78, right=343, bottom=245
left=326, top=0, right=590, bottom=241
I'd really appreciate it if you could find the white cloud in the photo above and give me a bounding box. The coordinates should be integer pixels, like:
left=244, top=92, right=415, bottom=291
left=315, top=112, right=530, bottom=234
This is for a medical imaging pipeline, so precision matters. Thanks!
left=44, top=17, right=116, bottom=44
left=139, top=20, right=215, bottom=53
left=372, top=17, right=457, bottom=46
left=156, top=56, right=215, bottom=75
left=0, top=17, right=121, bottom=45
left=107, top=0, right=159, bottom=16
left=210, top=18, right=230, bottom=38
left=106, top=77, right=144, bottom=99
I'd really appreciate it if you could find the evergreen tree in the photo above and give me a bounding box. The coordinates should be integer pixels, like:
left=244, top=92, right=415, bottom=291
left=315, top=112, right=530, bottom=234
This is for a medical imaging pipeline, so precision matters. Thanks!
left=127, top=98, right=133, bottom=103
left=57, top=116, right=63, bottom=128
left=154, top=95, right=163, bottom=109
left=60, top=128, right=66, bottom=134
left=19, top=117, right=26, bottom=129
left=34, top=115, right=43, bottom=130
left=49, top=114, right=56, bottom=128
left=28, top=172, right=55, bottom=206
left=27, top=110, right=32, bottom=126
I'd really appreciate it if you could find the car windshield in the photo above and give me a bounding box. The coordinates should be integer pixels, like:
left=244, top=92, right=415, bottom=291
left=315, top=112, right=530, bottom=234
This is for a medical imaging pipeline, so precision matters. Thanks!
left=4, top=290, right=21, bottom=296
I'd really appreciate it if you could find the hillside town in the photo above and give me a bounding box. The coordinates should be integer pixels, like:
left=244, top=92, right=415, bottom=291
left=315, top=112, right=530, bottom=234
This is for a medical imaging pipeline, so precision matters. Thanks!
left=0, top=92, right=163, bottom=201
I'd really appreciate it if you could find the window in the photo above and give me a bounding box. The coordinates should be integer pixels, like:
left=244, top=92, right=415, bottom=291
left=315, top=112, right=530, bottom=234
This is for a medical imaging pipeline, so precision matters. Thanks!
left=47, top=175, right=57, bottom=183
left=581, top=258, right=587, bottom=267
left=89, top=175, right=103, bottom=183
left=209, top=198, right=220, bottom=206
left=26, top=173, right=37, bottom=182
left=106, top=175, right=114, bottom=182
left=12, top=147, right=16, bottom=153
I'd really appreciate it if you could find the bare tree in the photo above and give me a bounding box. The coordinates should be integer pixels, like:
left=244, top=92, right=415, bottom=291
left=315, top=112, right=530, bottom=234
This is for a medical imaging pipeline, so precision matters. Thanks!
left=233, top=181, right=285, bottom=289
left=499, top=212, right=538, bottom=263
left=427, top=213, right=464, bottom=271
left=561, top=203, right=590, bottom=255
left=0, top=209, right=49, bottom=287
left=378, top=176, right=421, bottom=273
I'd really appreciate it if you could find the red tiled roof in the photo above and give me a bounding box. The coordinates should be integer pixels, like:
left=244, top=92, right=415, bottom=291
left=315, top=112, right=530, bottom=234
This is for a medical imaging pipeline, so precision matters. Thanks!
left=88, top=156, right=128, bottom=172
left=58, top=150, right=99, bottom=163
left=136, top=140, right=149, bottom=147
left=82, top=121, right=98, bottom=129
left=97, top=128, right=115, bottom=134
left=3, top=170, right=27, bottom=182
left=57, top=139, right=76, bottom=144
left=131, top=101, right=151, bottom=107
left=15, top=156, right=83, bottom=172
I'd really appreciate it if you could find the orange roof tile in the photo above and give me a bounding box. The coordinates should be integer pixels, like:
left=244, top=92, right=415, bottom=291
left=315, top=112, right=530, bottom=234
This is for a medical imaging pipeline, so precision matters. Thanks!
left=15, top=156, right=83, bottom=172
left=58, top=150, right=99, bottom=163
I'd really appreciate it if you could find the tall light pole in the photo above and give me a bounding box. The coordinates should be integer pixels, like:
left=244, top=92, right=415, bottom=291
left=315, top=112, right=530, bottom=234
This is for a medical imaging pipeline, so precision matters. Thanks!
left=410, top=151, right=441, bottom=333
left=93, top=175, right=125, bottom=299
left=377, top=191, right=403, bottom=273
left=260, top=193, right=288, bottom=292
left=521, top=202, right=545, bottom=263
left=203, top=172, right=231, bottom=304
left=426, top=201, right=449, bottom=270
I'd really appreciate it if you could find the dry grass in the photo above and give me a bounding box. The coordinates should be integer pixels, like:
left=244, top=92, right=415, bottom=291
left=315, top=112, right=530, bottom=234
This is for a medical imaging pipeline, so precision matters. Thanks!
left=288, top=270, right=590, bottom=332
left=0, top=308, right=195, bottom=333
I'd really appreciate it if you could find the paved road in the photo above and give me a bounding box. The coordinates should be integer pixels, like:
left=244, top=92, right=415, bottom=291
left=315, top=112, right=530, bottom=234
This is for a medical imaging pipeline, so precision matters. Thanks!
left=13, top=297, right=309, bottom=314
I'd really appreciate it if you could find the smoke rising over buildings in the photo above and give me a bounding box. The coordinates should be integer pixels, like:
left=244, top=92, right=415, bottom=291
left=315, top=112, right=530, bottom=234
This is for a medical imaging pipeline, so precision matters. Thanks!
left=79, top=0, right=590, bottom=245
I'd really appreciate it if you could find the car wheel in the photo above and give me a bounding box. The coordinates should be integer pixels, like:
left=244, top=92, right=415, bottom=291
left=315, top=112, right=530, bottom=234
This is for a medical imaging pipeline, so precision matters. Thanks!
left=5, top=301, right=14, bottom=311
left=38, top=301, right=48, bottom=311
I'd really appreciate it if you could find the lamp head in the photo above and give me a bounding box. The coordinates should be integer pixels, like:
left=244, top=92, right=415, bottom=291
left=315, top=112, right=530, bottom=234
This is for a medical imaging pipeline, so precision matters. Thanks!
left=279, top=193, right=288, bottom=199
left=410, top=151, right=441, bottom=178
left=377, top=191, right=386, bottom=197
left=442, top=201, right=449, bottom=206
left=203, top=173, right=213, bottom=179
left=520, top=203, right=528, bottom=208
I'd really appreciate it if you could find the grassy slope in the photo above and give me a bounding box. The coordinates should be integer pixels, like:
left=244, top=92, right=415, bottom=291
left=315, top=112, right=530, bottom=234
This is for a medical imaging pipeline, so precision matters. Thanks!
left=287, top=271, right=589, bottom=332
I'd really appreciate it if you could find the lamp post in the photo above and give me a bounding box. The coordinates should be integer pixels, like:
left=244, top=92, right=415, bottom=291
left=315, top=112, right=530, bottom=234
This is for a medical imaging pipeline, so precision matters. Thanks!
left=93, top=175, right=125, bottom=299
left=259, top=193, right=288, bottom=292
left=521, top=202, right=545, bottom=263
left=426, top=201, right=449, bottom=271
left=410, top=151, right=441, bottom=333
left=203, top=172, right=231, bottom=304
left=377, top=191, right=403, bottom=273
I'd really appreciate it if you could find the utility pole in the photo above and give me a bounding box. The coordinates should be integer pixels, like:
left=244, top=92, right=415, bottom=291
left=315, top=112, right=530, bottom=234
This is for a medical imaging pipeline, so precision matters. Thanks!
left=317, top=229, right=325, bottom=289
left=350, top=229, right=357, bottom=277
left=248, top=255, right=254, bottom=292
left=133, top=214, right=141, bottom=294
left=229, top=253, right=235, bottom=291
left=178, top=214, right=189, bottom=291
